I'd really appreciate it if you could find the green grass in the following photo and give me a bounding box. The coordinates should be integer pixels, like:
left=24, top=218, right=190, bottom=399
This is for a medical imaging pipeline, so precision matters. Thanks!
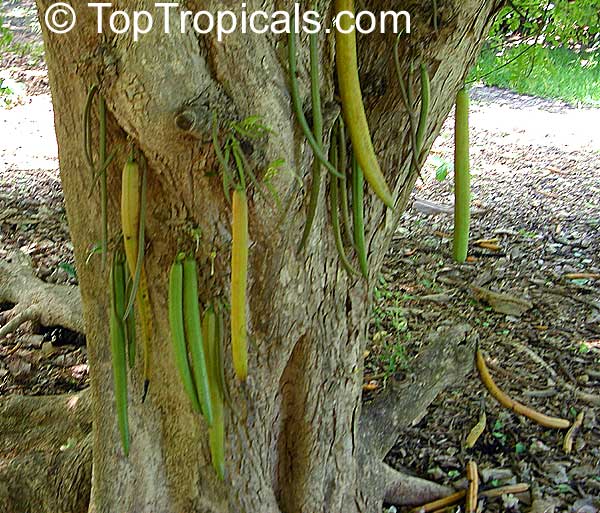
left=472, top=44, right=600, bottom=106
left=371, top=276, right=412, bottom=379
left=0, top=15, right=13, bottom=49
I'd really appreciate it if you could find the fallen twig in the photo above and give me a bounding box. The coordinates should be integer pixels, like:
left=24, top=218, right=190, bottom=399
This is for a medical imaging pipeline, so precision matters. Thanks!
left=502, top=338, right=600, bottom=407
left=539, top=285, right=600, bottom=311
left=0, top=305, right=39, bottom=338
left=523, top=388, right=557, bottom=398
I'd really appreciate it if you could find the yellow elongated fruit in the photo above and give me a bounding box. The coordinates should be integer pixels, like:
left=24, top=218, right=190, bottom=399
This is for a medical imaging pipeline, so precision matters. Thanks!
left=466, top=460, right=479, bottom=513
left=110, top=252, right=130, bottom=456
left=453, top=88, right=471, bottom=263
left=121, top=156, right=140, bottom=268
left=335, top=0, right=394, bottom=208
left=182, top=256, right=213, bottom=425
left=121, top=154, right=152, bottom=398
left=169, top=256, right=202, bottom=412
left=203, top=306, right=225, bottom=480
left=231, top=189, right=248, bottom=381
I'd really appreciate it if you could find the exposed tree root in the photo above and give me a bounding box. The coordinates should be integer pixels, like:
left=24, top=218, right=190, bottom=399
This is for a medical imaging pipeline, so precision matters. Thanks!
left=380, top=463, right=452, bottom=507
left=360, top=324, right=477, bottom=460
left=0, top=253, right=84, bottom=338
left=0, top=317, right=477, bottom=511
left=0, top=305, right=39, bottom=338
left=0, top=390, right=92, bottom=513
left=359, top=325, right=477, bottom=510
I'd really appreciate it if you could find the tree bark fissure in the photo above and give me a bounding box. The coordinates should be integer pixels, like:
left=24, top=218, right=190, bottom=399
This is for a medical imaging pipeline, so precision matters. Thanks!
left=30, top=0, right=505, bottom=511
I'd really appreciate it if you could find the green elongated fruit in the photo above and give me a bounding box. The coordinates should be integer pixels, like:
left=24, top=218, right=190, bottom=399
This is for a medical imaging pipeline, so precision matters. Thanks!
left=123, top=266, right=136, bottom=369
left=99, top=97, right=108, bottom=268
left=125, top=307, right=136, bottom=369
left=298, top=24, right=325, bottom=250
left=209, top=387, right=225, bottom=481
left=330, top=139, right=359, bottom=277
left=82, top=84, right=98, bottom=173
left=110, top=252, right=130, bottom=456
left=288, top=15, right=344, bottom=180
left=182, top=256, right=213, bottom=426
left=203, top=306, right=225, bottom=480
left=231, top=189, right=248, bottom=381
left=215, top=303, right=233, bottom=408
left=337, top=118, right=354, bottom=245
left=169, top=256, right=202, bottom=412
left=415, top=63, right=431, bottom=159
left=453, top=88, right=471, bottom=263
left=335, top=0, right=394, bottom=208
left=352, top=156, right=369, bottom=279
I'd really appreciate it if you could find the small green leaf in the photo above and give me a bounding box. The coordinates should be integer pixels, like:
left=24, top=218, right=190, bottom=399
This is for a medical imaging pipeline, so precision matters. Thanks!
left=578, top=343, right=590, bottom=354
left=435, top=163, right=449, bottom=182
left=572, top=279, right=589, bottom=286
left=59, top=437, right=77, bottom=451
left=58, top=262, right=77, bottom=279
left=556, top=483, right=574, bottom=494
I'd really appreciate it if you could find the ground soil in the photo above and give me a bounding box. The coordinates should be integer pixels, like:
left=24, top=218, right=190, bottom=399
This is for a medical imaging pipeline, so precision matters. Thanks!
left=1, top=3, right=599, bottom=511
left=369, top=89, right=600, bottom=512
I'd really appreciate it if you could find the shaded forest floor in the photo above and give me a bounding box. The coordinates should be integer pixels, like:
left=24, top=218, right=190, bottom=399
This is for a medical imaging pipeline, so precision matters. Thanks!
left=1, top=15, right=599, bottom=512
left=369, top=90, right=600, bottom=511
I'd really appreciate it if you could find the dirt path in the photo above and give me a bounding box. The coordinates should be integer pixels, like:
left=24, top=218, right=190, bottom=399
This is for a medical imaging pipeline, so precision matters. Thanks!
left=1, top=50, right=599, bottom=511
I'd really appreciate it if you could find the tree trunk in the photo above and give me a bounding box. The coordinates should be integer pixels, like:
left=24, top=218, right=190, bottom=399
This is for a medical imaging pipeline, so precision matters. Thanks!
left=0, top=391, right=91, bottom=513
left=35, top=1, right=502, bottom=511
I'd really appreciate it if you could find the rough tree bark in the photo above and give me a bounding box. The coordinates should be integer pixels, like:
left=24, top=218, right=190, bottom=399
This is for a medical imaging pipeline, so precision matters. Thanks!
left=0, top=390, right=91, bottom=513
left=28, top=1, right=502, bottom=511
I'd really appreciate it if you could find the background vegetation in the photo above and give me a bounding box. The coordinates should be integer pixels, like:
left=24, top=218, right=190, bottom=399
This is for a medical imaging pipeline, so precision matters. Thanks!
left=473, top=0, right=600, bottom=105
